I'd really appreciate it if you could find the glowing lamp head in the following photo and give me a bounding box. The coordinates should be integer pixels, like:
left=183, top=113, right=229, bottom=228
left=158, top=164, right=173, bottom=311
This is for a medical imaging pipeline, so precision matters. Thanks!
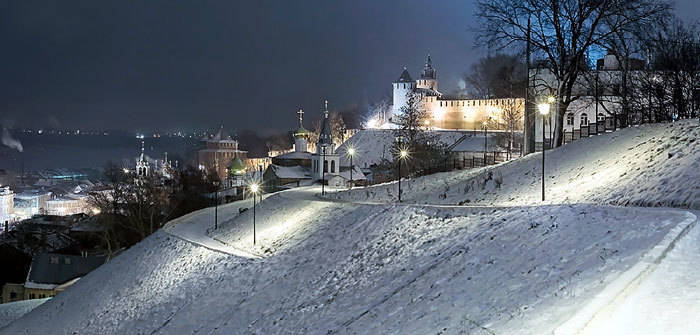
left=547, top=96, right=556, bottom=104
left=249, top=183, right=260, bottom=194
left=348, top=147, right=356, bottom=156
left=400, top=150, right=408, bottom=159
left=366, top=118, right=378, bottom=129
left=538, top=103, right=551, bottom=115
left=123, top=168, right=129, bottom=174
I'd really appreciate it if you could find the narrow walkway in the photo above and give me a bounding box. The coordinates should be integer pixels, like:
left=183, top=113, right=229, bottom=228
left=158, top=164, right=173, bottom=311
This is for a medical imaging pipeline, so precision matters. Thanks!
left=573, top=211, right=700, bottom=334
left=162, top=199, right=264, bottom=259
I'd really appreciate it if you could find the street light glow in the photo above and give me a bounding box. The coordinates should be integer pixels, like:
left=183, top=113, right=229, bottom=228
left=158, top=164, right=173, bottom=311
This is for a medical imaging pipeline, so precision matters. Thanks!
left=538, top=103, right=551, bottom=115
left=400, top=150, right=408, bottom=159
left=347, top=147, right=355, bottom=156
left=547, top=95, right=556, bottom=104
left=250, top=183, right=260, bottom=193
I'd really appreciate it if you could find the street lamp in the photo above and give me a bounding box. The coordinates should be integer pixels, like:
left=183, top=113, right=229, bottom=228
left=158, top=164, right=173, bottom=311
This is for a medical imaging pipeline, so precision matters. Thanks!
left=483, top=119, right=489, bottom=164
left=347, top=147, right=356, bottom=188
left=213, top=180, right=220, bottom=230
left=538, top=100, right=551, bottom=201
left=396, top=136, right=408, bottom=202
left=321, top=146, right=327, bottom=195
left=249, top=182, right=260, bottom=245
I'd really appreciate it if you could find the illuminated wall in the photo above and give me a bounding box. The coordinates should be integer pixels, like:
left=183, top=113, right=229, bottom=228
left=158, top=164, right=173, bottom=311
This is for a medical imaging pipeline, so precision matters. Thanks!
left=424, top=97, right=525, bottom=130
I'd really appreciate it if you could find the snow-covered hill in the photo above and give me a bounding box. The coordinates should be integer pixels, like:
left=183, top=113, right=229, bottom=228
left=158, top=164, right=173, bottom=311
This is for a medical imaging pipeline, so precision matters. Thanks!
left=2, top=121, right=698, bottom=334
left=2, top=199, right=691, bottom=334
left=335, top=120, right=700, bottom=209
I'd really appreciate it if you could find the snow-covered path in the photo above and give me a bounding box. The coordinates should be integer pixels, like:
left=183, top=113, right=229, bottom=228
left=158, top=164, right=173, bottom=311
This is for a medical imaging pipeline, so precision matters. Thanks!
left=570, top=211, right=700, bottom=334
left=163, top=196, right=272, bottom=259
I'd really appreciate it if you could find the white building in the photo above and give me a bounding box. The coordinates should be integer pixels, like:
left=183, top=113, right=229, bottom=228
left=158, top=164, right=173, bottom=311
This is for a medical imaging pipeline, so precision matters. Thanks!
left=0, top=186, right=15, bottom=224
left=531, top=54, right=646, bottom=146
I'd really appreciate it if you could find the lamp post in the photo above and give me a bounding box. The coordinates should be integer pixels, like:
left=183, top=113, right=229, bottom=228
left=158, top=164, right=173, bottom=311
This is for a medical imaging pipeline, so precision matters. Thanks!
left=483, top=119, right=489, bottom=164
left=538, top=99, right=552, bottom=201
left=347, top=147, right=355, bottom=188
left=249, top=183, right=260, bottom=245
left=213, top=180, right=220, bottom=230
left=396, top=136, right=408, bottom=202
left=321, top=146, right=326, bottom=195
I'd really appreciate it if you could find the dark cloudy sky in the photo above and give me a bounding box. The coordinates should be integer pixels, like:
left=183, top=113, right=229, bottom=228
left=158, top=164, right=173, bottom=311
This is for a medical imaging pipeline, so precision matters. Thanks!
left=1, top=1, right=697, bottom=133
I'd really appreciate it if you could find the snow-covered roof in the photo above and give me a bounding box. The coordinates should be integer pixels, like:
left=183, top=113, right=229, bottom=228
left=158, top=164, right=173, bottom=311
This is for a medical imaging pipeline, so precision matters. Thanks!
left=25, top=253, right=107, bottom=286
left=274, top=151, right=312, bottom=160
left=269, top=165, right=312, bottom=180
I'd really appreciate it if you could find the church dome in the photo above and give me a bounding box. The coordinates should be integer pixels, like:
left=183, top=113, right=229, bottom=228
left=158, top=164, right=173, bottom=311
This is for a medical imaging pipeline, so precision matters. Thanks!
left=294, top=125, right=309, bottom=137
left=227, top=156, right=246, bottom=176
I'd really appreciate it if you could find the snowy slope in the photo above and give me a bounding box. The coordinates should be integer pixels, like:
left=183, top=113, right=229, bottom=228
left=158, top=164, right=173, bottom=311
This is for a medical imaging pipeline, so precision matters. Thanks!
left=3, top=121, right=698, bottom=334
left=337, top=129, right=465, bottom=168
left=1, top=198, right=689, bottom=334
left=0, top=299, right=48, bottom=329
left=334, top=120, right=700, bottom=209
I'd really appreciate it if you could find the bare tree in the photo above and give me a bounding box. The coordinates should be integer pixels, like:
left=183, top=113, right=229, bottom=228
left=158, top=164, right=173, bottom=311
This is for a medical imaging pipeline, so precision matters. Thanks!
left=463, top=53, right=527, bottom=99
left=476, top=0, right=671, bottom=147
left=393, top=91, right=446, bottom=173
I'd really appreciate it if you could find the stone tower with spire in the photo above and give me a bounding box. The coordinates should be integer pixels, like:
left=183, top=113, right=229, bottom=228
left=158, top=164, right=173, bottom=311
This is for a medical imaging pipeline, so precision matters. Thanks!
left=416, top=54, right=437, bottom=91
left=312, top=100, right=340, bottom=181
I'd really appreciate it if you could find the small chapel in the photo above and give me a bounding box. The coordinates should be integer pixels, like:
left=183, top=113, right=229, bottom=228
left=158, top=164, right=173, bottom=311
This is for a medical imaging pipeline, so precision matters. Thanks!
left=263, top=100, right=364, bottom=190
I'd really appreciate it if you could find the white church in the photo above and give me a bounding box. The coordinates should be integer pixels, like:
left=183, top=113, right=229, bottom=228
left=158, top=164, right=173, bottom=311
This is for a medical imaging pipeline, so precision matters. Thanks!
left=263, top=101, right=365, bottom=190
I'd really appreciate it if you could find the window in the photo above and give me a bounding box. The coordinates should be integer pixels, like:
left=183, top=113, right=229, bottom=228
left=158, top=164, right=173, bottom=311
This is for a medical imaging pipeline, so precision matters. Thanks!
left=597, top=113, right=605, bottom=123
left=10, top=292, right=16, bottom=299
left=323, top=160, right=328, bottom=173
left=566, top=113, right=574, bottom=126
left=331, top=160, right=335, bottom=173
left=440, top=101, right=442, bottom=107
left=580, top=113, right=589, bottom=126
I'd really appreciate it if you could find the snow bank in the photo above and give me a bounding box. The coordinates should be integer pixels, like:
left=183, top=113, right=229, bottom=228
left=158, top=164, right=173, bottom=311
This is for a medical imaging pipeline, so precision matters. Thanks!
left=334, top=120, right=700, bottom=209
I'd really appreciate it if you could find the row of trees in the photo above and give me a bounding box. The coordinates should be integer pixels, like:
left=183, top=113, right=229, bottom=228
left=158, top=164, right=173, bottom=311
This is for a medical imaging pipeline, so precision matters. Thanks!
left=476, top=0, right=698, bottom=148
left=90, top=164, right=215, bottom=255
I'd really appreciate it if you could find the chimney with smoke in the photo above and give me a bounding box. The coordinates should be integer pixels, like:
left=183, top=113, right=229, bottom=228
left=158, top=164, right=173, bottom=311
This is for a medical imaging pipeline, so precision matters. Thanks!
left=1, top=127, right=23, bottom=152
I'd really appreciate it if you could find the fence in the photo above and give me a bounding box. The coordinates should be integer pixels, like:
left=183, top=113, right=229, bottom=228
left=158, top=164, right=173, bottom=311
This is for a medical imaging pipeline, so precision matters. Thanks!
left=410, top=150, right=521, bottom=178
left=564, top=116, right=617, bottom=144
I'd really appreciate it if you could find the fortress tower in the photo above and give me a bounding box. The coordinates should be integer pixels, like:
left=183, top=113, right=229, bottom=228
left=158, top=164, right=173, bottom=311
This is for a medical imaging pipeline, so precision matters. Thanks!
left=392, top=67, right=415, bottom=116
left=416, top=54, right=438, bottom=91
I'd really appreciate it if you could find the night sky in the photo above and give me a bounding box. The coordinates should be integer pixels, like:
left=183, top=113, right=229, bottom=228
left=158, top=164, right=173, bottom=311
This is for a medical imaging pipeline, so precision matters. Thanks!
left=1, top=1, right=697, bottom=133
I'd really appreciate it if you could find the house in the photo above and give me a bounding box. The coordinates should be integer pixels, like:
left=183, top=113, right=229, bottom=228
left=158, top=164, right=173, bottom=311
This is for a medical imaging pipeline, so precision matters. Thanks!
left=1, top=253, right=107, bottom=302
